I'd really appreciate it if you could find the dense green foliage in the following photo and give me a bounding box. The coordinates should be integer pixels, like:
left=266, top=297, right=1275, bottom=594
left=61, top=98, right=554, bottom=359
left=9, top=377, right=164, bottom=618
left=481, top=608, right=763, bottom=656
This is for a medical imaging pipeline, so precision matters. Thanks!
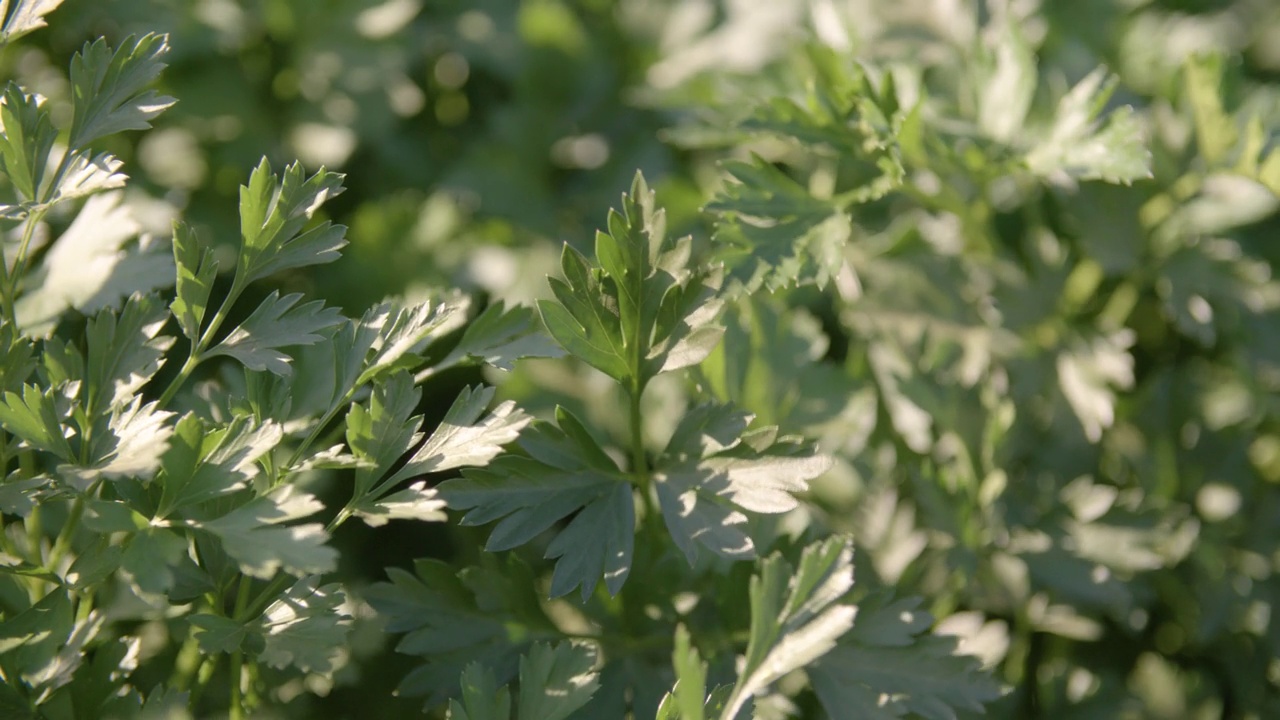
left=2, top=0, right=1279, bottom=718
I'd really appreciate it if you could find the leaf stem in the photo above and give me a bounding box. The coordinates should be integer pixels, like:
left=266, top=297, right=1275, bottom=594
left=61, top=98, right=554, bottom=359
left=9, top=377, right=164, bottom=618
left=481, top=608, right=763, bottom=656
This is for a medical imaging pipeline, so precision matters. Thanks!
left=157, top=276, right=244, bottom=410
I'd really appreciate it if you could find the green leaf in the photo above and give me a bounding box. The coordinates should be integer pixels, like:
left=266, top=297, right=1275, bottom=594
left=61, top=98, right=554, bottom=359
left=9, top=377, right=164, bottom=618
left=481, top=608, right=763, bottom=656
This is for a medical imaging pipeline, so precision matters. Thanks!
left=85, top=293, right=174, bottom=414
left=1024, top=68, right=1151, bottom=184
left=120, top=528, right=186, bottom=595
left=656, top=625, right=709, bottom=720
left=0, top=0, right=65, bottom=44
left=170, top=221, right=217, bottom=342
left=361, top=296, right=470, bottom=385
left=188, top=614, right=251, bottom=655
left=538, top=172, right=723, bottom=390
left=365, top=555, right=551, bottom=707
left=350, top=480, right=447, bottom=527
left=206, top=291, right=344, bottom=376
left=442, top=301, right=566, bottom=372
left=156, top=414, right=282, bottom=517
left=385, top=385, right=531, bottom=486
left=976, top=20, right=1036, bottom=144
left=0, top=83, right=57, bottom=203
left=197, top=485, right=336, bottom=579
left=14, top=192, right=175, bottom=338
left=440, top=410, right=632, bottom=600
left=236, top=158, right=346, bottom=284
left=68, top=34, right=175, bottom=149
left=654, top=403, right=831, bottom=564
left=0, top=383, right=73, bottom=461
left=810, top=595, right=1003, bottom=720
left=707, top=160, right=852, bottom=291
left=1183, top=53, right=1238, bottom=167
left=82, top=498, right=149, bottom=533
left=346, top=370, right=422, bottom=494
left=720, top=537, right=856, bottom=720
left=516, top=642, right=600, bottom=720
left=259, top=576, right=350, bottom=676
left=450, top=663, right=512, bottom=720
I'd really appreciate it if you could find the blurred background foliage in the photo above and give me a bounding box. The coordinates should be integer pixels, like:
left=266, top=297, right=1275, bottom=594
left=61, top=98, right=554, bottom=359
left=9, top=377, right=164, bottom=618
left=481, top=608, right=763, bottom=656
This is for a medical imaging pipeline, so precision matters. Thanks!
left=10, top=0, right=1280, bottom=717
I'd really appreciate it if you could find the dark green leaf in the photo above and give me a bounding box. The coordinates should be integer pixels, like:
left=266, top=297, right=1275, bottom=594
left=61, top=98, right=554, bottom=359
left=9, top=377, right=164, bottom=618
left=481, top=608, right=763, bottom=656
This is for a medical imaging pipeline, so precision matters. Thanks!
left=68, top=34, right=175, bottom=148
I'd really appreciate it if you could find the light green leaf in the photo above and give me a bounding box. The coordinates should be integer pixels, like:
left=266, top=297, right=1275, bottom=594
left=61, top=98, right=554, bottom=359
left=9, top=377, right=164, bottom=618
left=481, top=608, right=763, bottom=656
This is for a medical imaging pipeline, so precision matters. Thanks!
left=517, top=642, right=600, bottom=720
left=1056, top=330, right=1134, bottom=443
left=707, top=160, right=852, bottom=291
left=68, top=34, right=175, bottom=149
left=350, top=480, right=447, bottom=527
left=656, top=625, right=709, bottom=720
left=721, top=537, right=856, bottom=720
left=1183, top=53, right=1238, bottom=167
left=0, top=0, right=65, bottom=44
left=259, top=576, right=350, bottom=676
left=170, top=221, right=217, bottom=342
left=14, top=192, right=175, bottom=338
left=206, top=291, right=344, bottom=376
left=386, top=385, right=530, bottom=485
left=0, top=383, right=73, bottom=461
left=1025, top=68, right=1151, bottom=184
left=449, top=663, right=512, bottom=720
left=156, top=414, right=282, bottom=517
left=198, top=485, right=336, bottom=579
left=44, top=149, right=125, bottom=205
left=236, top=159, right=346, bottom=284
left=0, top=84, right=56, bottom=203
left=84, top=293, right=173, bottom=413
left=977, top=20, right=1036, bottom=144
left=346, top=370, right=423, bottom=499
left=810, top=595, right=1003, bottom=720
left=655, top=404, right=830, bottom=564
left=362, top=295, right=470, bottom=384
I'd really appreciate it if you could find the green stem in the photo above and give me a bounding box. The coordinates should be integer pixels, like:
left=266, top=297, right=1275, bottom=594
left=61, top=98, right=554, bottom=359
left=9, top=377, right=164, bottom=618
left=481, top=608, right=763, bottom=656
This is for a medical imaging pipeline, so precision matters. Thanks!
left=1, top=210, right=46, bottom=328
left=157, top=277, right=245, bottom=410
left=187, top=655, right=219, bottom=710
left=47, top=480, right=98, bottom=571
left=228, top=577, right=253, bottom=720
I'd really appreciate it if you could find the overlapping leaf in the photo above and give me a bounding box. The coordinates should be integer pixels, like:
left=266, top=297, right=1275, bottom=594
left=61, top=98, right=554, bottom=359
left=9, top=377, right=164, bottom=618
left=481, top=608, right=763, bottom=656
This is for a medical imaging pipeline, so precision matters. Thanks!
left=448, top=642, right=600, bottom=720
left=365, top=555, right=554, bottom=708
left=720, top=537, right=856, bottom=720
left=809, top=594, right=1002, bottom=720
left=206, top=291, right=344, bottom=376
left=440, top=408, right=631, bottom=600
left=654, top=403, right=831, bottom=565
left=194, top=485, right=336, bottom=579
